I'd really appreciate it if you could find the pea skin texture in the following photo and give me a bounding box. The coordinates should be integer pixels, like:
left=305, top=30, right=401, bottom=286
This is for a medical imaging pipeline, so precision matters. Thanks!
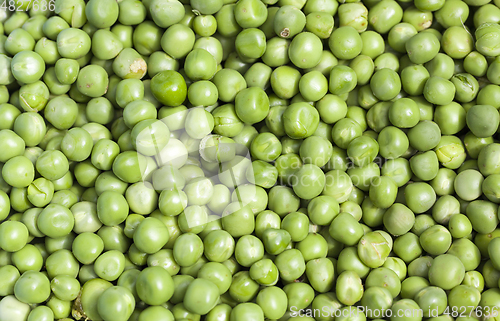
left=2, top=1, right=500, bottom=321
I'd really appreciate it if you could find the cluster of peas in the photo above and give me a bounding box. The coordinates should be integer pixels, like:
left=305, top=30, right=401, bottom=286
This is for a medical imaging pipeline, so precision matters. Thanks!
left=3, top=0, right=500, bottom=320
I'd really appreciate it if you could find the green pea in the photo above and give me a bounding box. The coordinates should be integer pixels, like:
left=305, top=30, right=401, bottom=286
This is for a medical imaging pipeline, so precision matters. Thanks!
left=329, top=65, right=357, bottom=97
left=10, top=243, right=42, bottom=274
left=289, top=164, right=324, bottom=200
left=13, top=270, right=50, bottom=305
left=97, top=191, right=130, bottom=226
left=288, top=32, right=324, bottom=69
left=329, top=26, right=363, bottom=60
left=96, top=286, right=135, bottom=321
left=221, top=200, right=255, bottom=235
left=72, top=231, right=103, bottom=267
left=25, top=178, right=53, bottom=208
left=45, top=249, right=79, bottom=279
left=111, top=48, right=147, bottom=80
left=406, top=121, right=440, bottom=153
left=368, top=0, right=404, bottom=34
left=70, top=201, right=102, bottom=234
left=85, top=0, right=118, bottom=28
left=467, top=104, right=500, bottom=138
left=388, top=98, right=420, bottom=128
left=357, top=231, right=392, bottom=268
left=393, top=232, right=423, bottom=263
left=249, top=258, right=279, bottom=286
left=0, top=130, right=26, bottom=164
left=93, top=250, right=125, bottom=282
left=428, top=254, right=465, bottom=290
left=184, top=278, right=220, bottom=315
left=50, top=275, right=80, bottom=301
left=329, top=213, right=364, bottom=246
left=270, top=65, right=301, bottom=99
left=336, top=270, right=364, bottom=306
left=273, top=5, right=306, bottom=39
left=370, top=68, right=402, bottom=101
left=0, top=265, right=19, bottom=296
left=275, top=249, right=306, bottom=282
left=466, top=200, right=499, bottom=234
left=229, top=302, right=264, bottom=321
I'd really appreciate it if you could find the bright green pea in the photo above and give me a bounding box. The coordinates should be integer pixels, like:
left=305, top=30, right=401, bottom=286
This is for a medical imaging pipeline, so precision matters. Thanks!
left=329, top=65, right=358, bottom=96
left=336, top=270, right=364, bottom=306
left=2, top=155, right=34, bottom=188
left=273, top=5, right=306, bottom=39
left=72, top=232, right=104, bottom=265
left=274, top=249, right=306, bottom=283
left=428, top=254, right=465, bottom=290
left=36, top=204, right=74, bottom=238
left=96, top=191, right=129, bottom=226
left=0, top=129, right=26, bottom=163
left=50, top=275, right=80, bottom=302
left=370, top=68, right=401, bottom=101
left=97, top=286, right=135, bottom=321
left=328, top=26, right=362, bottom=60
left=14, top=270, right=50, bottom=305
left=94, top=250, right=125, bottom=282
left=407, top=120, right=441, bottom=152
left=368, top=0, right=404, bottom=34
left=404, top=182, right=436, bottom=214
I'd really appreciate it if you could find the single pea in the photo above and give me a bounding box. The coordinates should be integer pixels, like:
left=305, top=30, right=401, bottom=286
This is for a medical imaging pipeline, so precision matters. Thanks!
left=0, top=129, right=26, bottom=163
left=368, top=0, right=404, bottom=34
left=72, top=232, right=104, bottom=265
left=467, top=104, right=500, bottom=138
left=112, top=48, right=147, bottom=79
left=369, top=176, right=398, bottom=209
left=97, top=286, right=135, bottom=321
left=94, top=250, right=125, bottom=282
left=11, top=51, right=45, bottom=84
left=3, top=155, right=35, bottom=188
left=14, top=270, right=51, bottom=304
left=407, top=120, right=441, bottom=152
left=50, top=275, right=81, bottom=302
left=282, top=102, right=320, bottom=139
left=0, top=221, right=29, bottom=253
left=288, top=31, right=323, bottom=69
left=329, top=212, right=364, bottom=246
left=336, top=270, right=364, bottom=306
left=383, top=203, right=416, bottom=236
left=235, top=87, right=270, bottom=125
left=97, top=191, right=130, bottom=227
left=365, top=267, right=402, bottom=299
left=424, top=76, right=456, bottom=106
left=405, top=182, right=436, bottom=214
left=229, top=270, right=260, bottom=302
left=389, top=97, right=420, bottom=128
left=428, top=254, right=465, bottom=290
left=273, top=5, right=306, bottom=39
left=235, top=28, right=266, bottom=62
left=329, top=26, right=363, bottom=60
left=370, top=68, right=401, bottom=101
left=410, top=151, right=439, bottom=181
left=435, top=135, right=467, bottom=169
left=274, top=249, right=306, bottom=283
left=358, top=231, right=392, bottom=268
left=466, top=200, right=499, bottom=234
left=85, top=0, right=119, bottom=28
left=270, top=65, right=301, bottom=99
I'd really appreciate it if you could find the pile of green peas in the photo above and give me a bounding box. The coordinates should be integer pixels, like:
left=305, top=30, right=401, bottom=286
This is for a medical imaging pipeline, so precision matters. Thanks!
left=2, top=0, right=500, bottom=320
